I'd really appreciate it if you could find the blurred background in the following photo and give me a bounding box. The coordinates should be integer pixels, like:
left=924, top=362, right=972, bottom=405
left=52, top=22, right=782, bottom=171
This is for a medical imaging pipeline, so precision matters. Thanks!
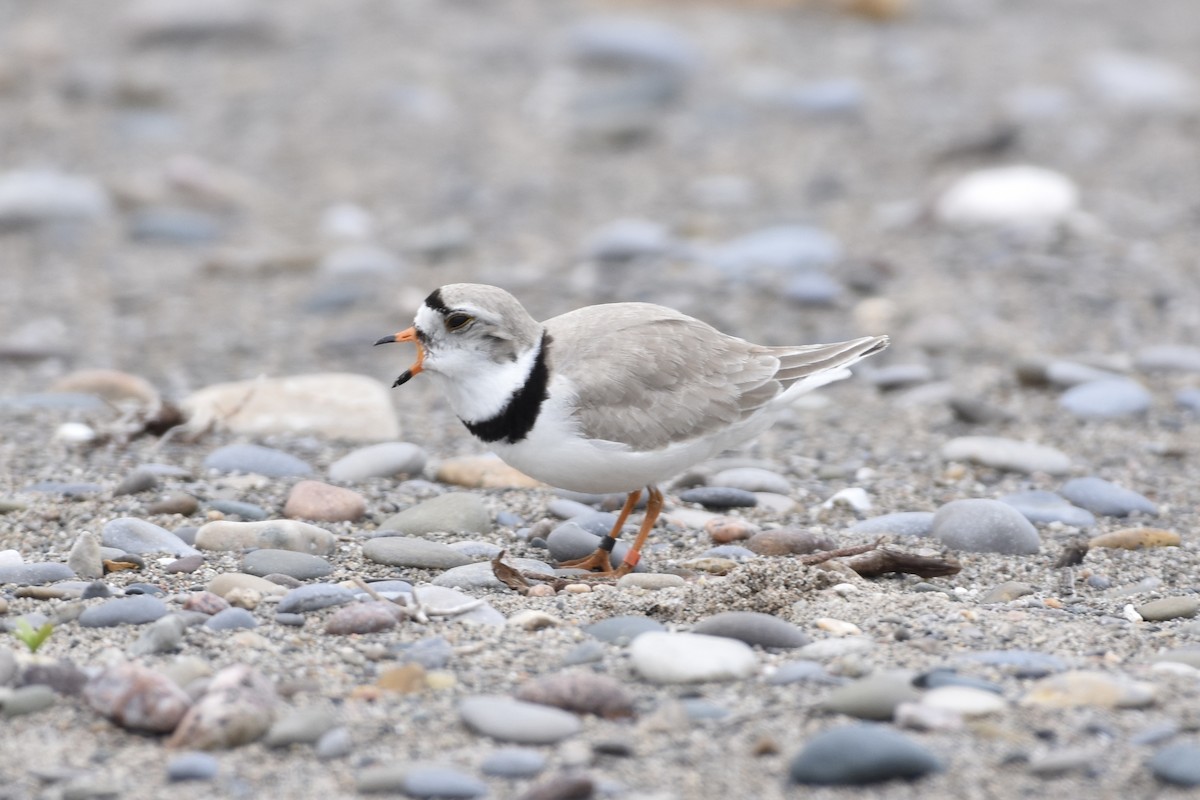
left=0, top=0, right=1197, bottom=410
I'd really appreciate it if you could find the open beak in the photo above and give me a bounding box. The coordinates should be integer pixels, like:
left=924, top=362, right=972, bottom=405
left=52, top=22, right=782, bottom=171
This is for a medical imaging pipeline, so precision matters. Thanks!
left=374, top=327, right=424, bottom=387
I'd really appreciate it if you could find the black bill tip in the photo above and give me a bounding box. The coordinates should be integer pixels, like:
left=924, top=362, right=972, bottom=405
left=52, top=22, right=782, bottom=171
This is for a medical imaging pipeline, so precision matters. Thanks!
left=374, top=334, right=398, bottom=347
left=391, top=370, right=414, bottom=388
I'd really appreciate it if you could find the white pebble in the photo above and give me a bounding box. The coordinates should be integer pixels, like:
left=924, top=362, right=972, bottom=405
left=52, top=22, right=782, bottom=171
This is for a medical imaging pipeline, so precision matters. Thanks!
left=55, top=422, right=96, bottom=443
left=822, top=487, right=872, bottom=513
left=832, top=583, right=860, bottom=597
left=1123, top=604, right=1144, bottom=623
left=815, top=618, right=862, bottom=636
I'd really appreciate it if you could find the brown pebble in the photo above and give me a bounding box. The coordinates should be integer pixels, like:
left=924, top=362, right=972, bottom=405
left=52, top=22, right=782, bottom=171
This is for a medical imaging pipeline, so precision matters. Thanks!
left=517, top=773, right=595, bottom=800
left=84, top=662, right=191, bottom=733
left=147, top=491, right=200, bottom=516
left=184, top=591, right=230, bottom=615
left=376, top=663, right=426, bottom=693
left=435, top=455, right=542, bottom=489
left=527, top=584, right=556, bottom=597
left=283, top=480, right=366, bottom=522
left=1088, top=528, right=1181, bottom=550
left=516, top=670, right=635, bottom=719
left=745, top=528, right=836, bottom=556
left=225, top=587, right=261, bottom=610
left=103, top=558, right=142, bottom=573
left=560, top=583, right=591, bottom=594
left=167, top=665, right=277, bottom=749
left=50, top=369, right=160, bottom=407
left=166, top=554, right=205, bottom=573
left=704, top=516, right=756, bottom=544
left=324, top=602, right=398, bottom=635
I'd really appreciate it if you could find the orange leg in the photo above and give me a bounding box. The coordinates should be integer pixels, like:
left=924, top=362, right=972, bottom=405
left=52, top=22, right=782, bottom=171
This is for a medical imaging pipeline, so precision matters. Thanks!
left=559, top=489, right=643, bottom=573
left=611, top=486, right=663, bottom=577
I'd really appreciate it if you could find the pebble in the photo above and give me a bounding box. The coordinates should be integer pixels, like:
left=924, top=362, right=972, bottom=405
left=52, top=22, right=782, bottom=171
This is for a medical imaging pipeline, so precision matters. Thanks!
left=629, top=632, right=757, bottom=684
left=324, top=602, right=398, bottom=635
left=818, top=670, right=921, bottom=720
left=692, top=611, right=811, bottom=648
left=203, top=444, right=311, bottom=478
left=276, top=583, right=356, bottom=614
left=1059, top=378, right=1152, bottom=419
left=203, top=607, right=258, bottom=631
left=113, top=469, right=159, bottom=496
left=400, top=765, right=488, bottom=799
left=79, top=595, right=168, bottom=627
left=958, top=650, right=1066, bottom=678
left=167, top=665, right=277, bottom=750
left=413, top=586, right=505, bottom=627
left=379, top=493, right=491, bottom=536
left=195, top=519, right=336, bottom=554
left=431, top=559, right=552, bottom=592
left=1177, top=388, right=1200, bottom=411
left=920, top=686, right=1005, bottom=717
left=616, top=573, right=684, bottom=591
left=206, top=499, right=269, bottom=520
left=679, top=486, right=757, bottom=509
left=363, top=536, right=471, bottom=570
left=208, top=572, right=285, bottom=599
left=1026, top=747, right=1104, bottom=778
left=481, top=748, right=547, bottom=778
left=264, top=705, right=338, bottom=747
left=23, top=481, right=103, bottom=497
left=1043, top=359, right=1123, bottom=387
left=67, top=532, right=103, bottom=579
left=0, top=169, right=110, bottom=226
left=798, top=636, right=876, bottom=661
left=767, top=660, right=841, bottom=686
left=583, top=615, right=664, bottom=644
left=848, top=512, right=935, bottom=537
left=1021, top=670, right=1155, bottom=709
left=998, top=491, right=1095, bottom=527
left=934, top=165, right=1078, bottom=229
left=283, top=480, right=365, bottom=522
left=712, top=226, right=842, bottom=282
left=315, top=726, right=353, bottom=760
left=1137, top=344, right=1200, bottom=373
left=1060, top=477, right=1157, bottom=517
left=458, top=695, right=582, bottom=744
left=183, top=374, right=398, bottom=442
left=941, top=436, right=1071, bottom=475
left=789, top=724, right=942, bottom=785
left=147, top=492, right=201, bottom=516
left=1135, top=597, right=1199, bottom=621
left=1082, top=51, right=1195, bottom=112
left=546, top=522, right=632, bottom=570
left=129, top=614, right=188, bottom=656
left=1, top=684, right=57, bottom=717
left=328, top=442, right=427, bottom=482
left=166, top=752, right=219, bottom=782
left=102, top=517, right=199, bottom=556
left=568, top=18, right=697, bottom=75
left=1088, top=527, right=1179, bottom=549
left=435, top=454, right=542, bottom=489
left=242, top=549, right=333, bottom=580
left=745, top=529, right=835, bottom=556
left=515, top=671, right=635, bottom=719
left=931, top=499, right=1041, bottom=554
left=980, top=581, right=1036, bottom=604
left=1150, top=743, right=1200, bottom=786
left=704, top=517, right=757, bottom=544
left=84, top=662, right=191, bottom=733
left=709, top=468, right=791, bottom=495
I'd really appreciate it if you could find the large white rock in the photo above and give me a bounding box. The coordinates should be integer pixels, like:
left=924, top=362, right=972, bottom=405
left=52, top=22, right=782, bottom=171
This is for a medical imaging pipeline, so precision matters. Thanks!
left=183, top=373, right=399, bottom=442
left=934, top=166, right=1079, bottom=229
left=629, top=632, right=757, bottom=684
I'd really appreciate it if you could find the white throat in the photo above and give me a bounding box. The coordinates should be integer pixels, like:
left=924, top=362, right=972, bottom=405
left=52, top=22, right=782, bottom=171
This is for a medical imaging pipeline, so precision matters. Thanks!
left=426, top=335, right=542, bottom=424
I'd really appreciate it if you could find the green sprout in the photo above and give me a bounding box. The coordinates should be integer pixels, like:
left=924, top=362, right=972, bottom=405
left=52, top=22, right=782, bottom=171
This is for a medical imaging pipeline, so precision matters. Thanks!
left=12, top=618, right=54, bottom=654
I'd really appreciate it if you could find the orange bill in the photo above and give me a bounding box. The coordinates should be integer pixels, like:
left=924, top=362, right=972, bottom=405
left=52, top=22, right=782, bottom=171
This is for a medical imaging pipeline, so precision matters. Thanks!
left=374, top=327, right=424, bottom=387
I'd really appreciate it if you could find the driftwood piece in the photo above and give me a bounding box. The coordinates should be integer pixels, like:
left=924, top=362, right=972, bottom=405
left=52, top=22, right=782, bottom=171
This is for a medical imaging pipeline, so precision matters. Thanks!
left=841, top=546, right=961, bottom=578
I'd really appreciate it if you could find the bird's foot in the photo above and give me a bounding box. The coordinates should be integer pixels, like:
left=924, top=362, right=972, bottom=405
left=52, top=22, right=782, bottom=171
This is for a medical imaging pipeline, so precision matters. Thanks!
left=558, top=548, right=615, bottom=573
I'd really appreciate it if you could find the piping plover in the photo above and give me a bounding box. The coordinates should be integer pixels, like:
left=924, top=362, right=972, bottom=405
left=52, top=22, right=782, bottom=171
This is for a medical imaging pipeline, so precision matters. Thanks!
left=376, top=283, right=888, bottom=575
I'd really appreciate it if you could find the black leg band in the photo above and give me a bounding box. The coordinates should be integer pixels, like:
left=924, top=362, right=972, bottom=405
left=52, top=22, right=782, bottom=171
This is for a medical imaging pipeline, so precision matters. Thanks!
left=598, top=536, right=617, bottom=553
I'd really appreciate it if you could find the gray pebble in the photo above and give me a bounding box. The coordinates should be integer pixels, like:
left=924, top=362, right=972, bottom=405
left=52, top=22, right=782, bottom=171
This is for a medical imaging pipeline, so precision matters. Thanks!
left=1150, top=743, right=1200, bottom=786
left=481, top=747, right=547, bottom=778
left=767, top=660, right=841, bottom=686
left=203, top=607, right=258, bottom=631
left=547, top=497, right=596, bottom=519
left=784, top=271, right=843, bottom=306
left=568, top=512, right=620, bottom=537
left=582, top=218, right=673, bottom=262
left=1, top=684, right=57, bottom=717
left=546, top=522, right=631, bottom=570
left=980, top=581, right=1036, bottom=604
left=957, top=649, right=1066, bottom=677
left=1044, top=359, right=1123, bottom=387
left=328, top=442, right=427, bottom=482
left=681, top=698, right=730, bottom=720
left=354, top=580, right=414, bottom=599
left=113, top=469, right=158, bottom=496
left=315, top=727, right=353, bottom=760
left=1135, top=597, right=1199, bottom=621
left=78, top=595, right=168, bottom=627
left=0, top=647, right=16, bottom=686
left=710, top=467, right=791, bottom=495
left=561, top=640, right=607, bottom=667
left=67, top=532, right=103, bottom=579
left=1060, top=477, right=1157, bottom=517
left=1136, top=344, right=1200, bottom=373
left=583, top=615, right=665, bottom=644
left=379, top=492, right=491, bottom=536
left=568, top=18, right=698, bottom=75
left=998, top=491, right=1096, bottom=527
left=692, top=611, right=811, bottom=648
left=849, top=512, right=935, bottom=537
left=712, top=225, right=842, bottom=281
left=867, top=363, right=934, bottom=391
left=431, top=558, right=552, bottom=591
left=22, top=481, right=103, bottom=496
left=242, top=549, right=333, bottom=580
left=932, top=499, right=1041, bottom=554
left=102, top=517, right=199, bottom=556
left=702, top=545, right=758, bottom=559
left=363, top=536, right=471, bottom=570
left=1177, top=388, right=1200, bottom=411
left=678, top=486, right=757, bottom=509
left=166, top=752, right=219, bottom=782
left=265, top=705, right=338, bottom=747
left=275, top=613, right=305, bottom=627
left=789, top=724, right=942, bottom=784
left=393, top=636, right=454, bottom=669
left=914, top=668, right=1003, bottom=694
left=128, top=207, right=225, bottom=243
left=459, top=695, right=581, bottom=744
left=128, top=614, right=188, bottom=656
left=495, top=511, right=525, bottom=527
left=357, top=765, right=409, bottom=794
left=817, top=670, right=922, bottom=720
left=402, top=765, right=488, bottom=799
left=206, top=499, right=269, bottom=520
left=941, top=436, right=1071, bottom=475
left=276, top=583, right=355, bottom=614
left=1059, top=378, right=1151, bottom=419
left=204, top=444, right=313, bottom=478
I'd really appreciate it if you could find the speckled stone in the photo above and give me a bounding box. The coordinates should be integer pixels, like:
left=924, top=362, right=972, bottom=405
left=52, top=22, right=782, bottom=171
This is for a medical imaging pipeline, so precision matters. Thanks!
left=283, top=480, right=366, bottom=522
left=931, top=499, right=1041, bottom=554
left=102, top=517, right=200, bottom=556
left=195, top=520, right=336, bottom=555
left=242, top=549, right=333, bottom=580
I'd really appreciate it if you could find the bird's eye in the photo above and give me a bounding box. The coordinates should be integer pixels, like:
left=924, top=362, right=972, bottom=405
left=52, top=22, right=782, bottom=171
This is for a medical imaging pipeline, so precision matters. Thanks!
left=445, top=312, right=473, bottom=331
